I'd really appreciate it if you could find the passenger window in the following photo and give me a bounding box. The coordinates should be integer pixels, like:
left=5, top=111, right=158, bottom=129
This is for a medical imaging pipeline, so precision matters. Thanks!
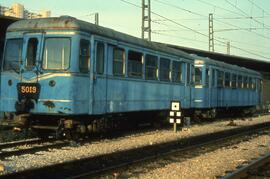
left=251, top=78, right=256, bottom=90
left=191, top=65, right=195, bottom=84
left=231, top=74, right=237, bottom=88
left=248, top=77, right=253, bottom=89
left=96, top=42, right=104, bottom=74
left=113, top=47, right=125, bottom=76
left=172, top=61, right=182, bottom=82
left=186, top=64, right=191, bottom=84
left=243, top=76, right=248, bottom=88
left=128, top=50, right=143, bottom=78
left=217, top=70, right=224, bottom=87
left=211, top=69, right=216, bottom=87
left=79, top=39, right=90, bottom=73
left=26, top=38, right=38, bottom=69
left=205, top=68, right=209, bottom=87
left=159, top=58, right=170, bottom=81
left=238, top=75, right=243, bottom=88
left=194, top=66, right=202, bottom=85
left=224, top=72, right=230, bottom=87
left=145, top=54, right=158, bottom=80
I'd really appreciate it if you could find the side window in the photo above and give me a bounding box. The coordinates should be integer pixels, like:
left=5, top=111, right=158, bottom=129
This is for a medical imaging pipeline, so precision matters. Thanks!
left=243, top=76, right=248, bottom=88
left=217, top=70, right=224, bottom=87
left=191, top=64, right=195, bottom=84
left=79, top=39, right=90, bottom=73
left=238, top=75, right=243, bottom=88
left=232, top=74, right=237, bottom=88
left=211, top=69, right=216, bottom=87
left=128, top=50, right=143, bottom=78
left=186, top=63, right=191, bottom=84
left=145, top=54, right=158, bottom=80
left=113, top=47, right=125, bottom=76
left=96, top=42, right=104, bottom=74
left=172, top=61, right=182, bottom=82
left=224, top=72, right=230, bottom=87
left=251, top=78, right=256, bottom=90
left=159, top=58, right=170, bottom=81
left=205, top=68, right=209, bottom=87
left=26, top=38, right=38, bottom=69
left=249, top=77, right=253, bottom=89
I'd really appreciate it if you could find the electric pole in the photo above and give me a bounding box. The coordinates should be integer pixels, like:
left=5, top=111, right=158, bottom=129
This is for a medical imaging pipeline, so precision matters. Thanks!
left=227, top=41, right=230, bottom=55
left=142, top=0, right=151, bottom=41
left=95, top=13, right=99, bottom=25
left=209, top=13, right=214, bottom=52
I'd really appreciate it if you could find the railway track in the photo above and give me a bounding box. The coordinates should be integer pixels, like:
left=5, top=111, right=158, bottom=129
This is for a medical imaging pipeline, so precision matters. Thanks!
left=222, top=152, right=270, bottom=178
left=1, top=121, right=270, bottom=179
left=0, top=138, right=70, bottom=160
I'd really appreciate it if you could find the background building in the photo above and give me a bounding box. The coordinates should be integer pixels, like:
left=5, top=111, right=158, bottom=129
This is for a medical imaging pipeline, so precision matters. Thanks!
left=0, top=3, right=51, bottom=19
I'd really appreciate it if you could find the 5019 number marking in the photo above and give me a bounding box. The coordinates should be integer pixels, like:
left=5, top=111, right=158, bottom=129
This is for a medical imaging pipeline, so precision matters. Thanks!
left=21, top=86, right=37, bottom=94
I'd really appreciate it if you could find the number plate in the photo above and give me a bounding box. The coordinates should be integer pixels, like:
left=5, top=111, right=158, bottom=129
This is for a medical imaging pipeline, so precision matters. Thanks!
left=17, top=83, right=41, bottom=100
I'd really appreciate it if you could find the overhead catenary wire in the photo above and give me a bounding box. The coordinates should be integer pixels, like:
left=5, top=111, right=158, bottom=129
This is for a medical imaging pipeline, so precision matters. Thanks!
left=225, top=0, right=270, bottom=29
left=119, top=0, right=270, bottom=61
left=152, top=0, right=270, bottom=41
left=247, top=0, right=270, bottom=17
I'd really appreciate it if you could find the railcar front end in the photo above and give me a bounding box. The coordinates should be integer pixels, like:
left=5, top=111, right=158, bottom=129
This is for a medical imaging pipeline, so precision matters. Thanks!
left=0, top=22, right=92, bottom=137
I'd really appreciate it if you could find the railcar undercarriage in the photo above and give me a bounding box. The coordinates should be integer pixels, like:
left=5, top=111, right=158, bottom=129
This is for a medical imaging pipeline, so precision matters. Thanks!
left=0, top=110, right=169, bottom=139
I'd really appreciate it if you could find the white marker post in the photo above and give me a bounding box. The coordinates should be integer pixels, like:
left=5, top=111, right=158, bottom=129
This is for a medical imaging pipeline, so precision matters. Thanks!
left=169, top=101, right=182, bottom=133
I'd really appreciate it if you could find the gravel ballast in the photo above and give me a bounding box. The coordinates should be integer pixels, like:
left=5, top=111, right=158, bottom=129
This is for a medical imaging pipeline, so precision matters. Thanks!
left=0, top=115, right=270, bottom=175
left=138, top=134, right=270, bottom=179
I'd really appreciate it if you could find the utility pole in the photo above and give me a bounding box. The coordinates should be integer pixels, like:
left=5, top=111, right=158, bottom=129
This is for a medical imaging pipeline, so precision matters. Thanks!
left=227, top=41, right=230, bottom=55
left=95, top=13, right=99, bottom=25
left=141, top=0, right=151, bottom=41
left=209, top=13, right=214, bottom=52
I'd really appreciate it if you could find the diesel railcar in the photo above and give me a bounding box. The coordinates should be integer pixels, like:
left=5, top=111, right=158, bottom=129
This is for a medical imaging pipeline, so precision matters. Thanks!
left=0, top=16, right=262, bottom=137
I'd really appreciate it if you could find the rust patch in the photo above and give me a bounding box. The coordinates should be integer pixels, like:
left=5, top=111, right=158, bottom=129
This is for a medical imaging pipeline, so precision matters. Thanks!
left=43, top=101, right=55, bottom=108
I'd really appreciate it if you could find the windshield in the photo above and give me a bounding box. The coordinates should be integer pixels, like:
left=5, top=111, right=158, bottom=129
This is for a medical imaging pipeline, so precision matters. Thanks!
left=42, top=38, right=70, bottom=70
left=194, top=66, right=202, bottom=85
left=3, top=38, right=23, bottom=71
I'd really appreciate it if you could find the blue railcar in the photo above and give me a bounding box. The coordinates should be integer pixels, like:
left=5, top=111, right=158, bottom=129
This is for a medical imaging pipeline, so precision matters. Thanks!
left=0, top=16, right=197, bottom=135
left=191, top=55, right=262, bottom=118
left=0, top=16, right=262, bottom=136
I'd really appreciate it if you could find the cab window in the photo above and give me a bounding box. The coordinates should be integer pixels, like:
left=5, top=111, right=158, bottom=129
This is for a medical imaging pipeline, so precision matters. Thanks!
left=26, top=38, right=38, bottom=69
left=194, top=66, right=202, bottom=85
left=3, top=38, right=23, bottom=71
left=42, top=38, right=70, bottom=70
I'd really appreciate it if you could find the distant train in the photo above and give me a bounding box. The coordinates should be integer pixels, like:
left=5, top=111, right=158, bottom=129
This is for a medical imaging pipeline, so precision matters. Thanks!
left=0, top=16, right=262, bottom=137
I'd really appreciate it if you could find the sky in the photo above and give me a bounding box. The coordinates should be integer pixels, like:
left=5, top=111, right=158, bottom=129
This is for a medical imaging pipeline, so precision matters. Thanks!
left=1, top=0, right=270, bottom=62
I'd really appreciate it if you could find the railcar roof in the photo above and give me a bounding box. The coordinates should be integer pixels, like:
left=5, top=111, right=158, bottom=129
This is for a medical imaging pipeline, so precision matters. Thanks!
left=192, top=54, right=261, bottom=77
left=7, top=16, right=193, bottom=60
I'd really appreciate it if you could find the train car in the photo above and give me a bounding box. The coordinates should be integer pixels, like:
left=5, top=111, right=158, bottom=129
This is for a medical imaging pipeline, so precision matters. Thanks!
left=0, top=16, right=262, bottom=137
left=191, top=55, right=262, bottom=118
left=0, top=16, right=198, bottom=137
